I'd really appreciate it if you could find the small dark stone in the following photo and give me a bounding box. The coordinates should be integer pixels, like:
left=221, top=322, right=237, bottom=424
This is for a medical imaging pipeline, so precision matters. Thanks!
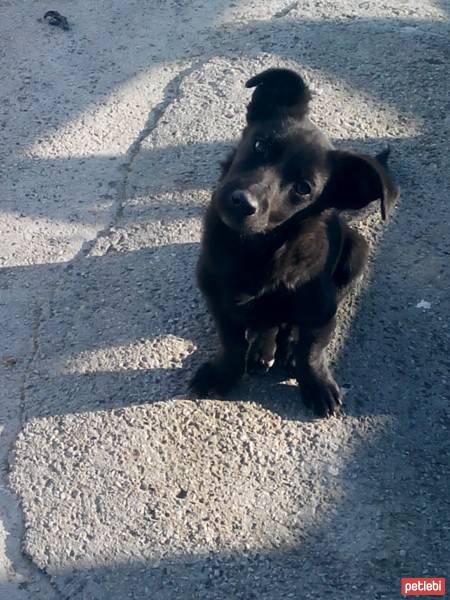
left=176, top=488, right=188, bottom=499
left=43, top=10, right=70, bottom=31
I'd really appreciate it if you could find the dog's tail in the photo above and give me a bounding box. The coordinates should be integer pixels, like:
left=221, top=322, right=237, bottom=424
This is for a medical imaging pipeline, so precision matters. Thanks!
left=376, top=145, right=391, bottom=168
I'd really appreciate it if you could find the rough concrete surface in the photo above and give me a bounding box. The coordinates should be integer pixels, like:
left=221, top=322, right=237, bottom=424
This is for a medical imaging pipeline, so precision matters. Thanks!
left=1, top=0, right=449, bottom=598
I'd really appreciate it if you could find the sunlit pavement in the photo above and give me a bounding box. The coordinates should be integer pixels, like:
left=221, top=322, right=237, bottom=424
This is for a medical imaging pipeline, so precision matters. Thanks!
left=1, top=1, right=449, bottom=598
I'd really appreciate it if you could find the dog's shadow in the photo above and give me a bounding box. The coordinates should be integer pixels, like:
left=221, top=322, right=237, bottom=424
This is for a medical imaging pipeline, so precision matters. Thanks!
left=26, top=206, right=443, bottom=424
left=23, top=235, right=345, bottom=422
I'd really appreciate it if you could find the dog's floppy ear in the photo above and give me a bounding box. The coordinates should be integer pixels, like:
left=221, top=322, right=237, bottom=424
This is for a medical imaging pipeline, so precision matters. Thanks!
left=325, top=149, right=399, bottom=220
left=245, top=68, right=312, bottom=123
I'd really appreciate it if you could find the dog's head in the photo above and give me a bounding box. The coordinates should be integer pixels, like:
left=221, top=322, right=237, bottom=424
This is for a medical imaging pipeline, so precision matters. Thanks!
left=213, top=68, right=399, bottom=235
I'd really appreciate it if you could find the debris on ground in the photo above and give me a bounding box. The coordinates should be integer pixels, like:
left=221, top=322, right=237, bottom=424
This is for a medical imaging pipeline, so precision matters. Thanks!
left=43, top=10, right=70, bottom=31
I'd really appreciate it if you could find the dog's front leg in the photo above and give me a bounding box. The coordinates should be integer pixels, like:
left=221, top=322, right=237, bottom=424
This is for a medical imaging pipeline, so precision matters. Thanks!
left=189, top=303, right=248, bottom=397
left=295, top=316, right=343, bottom=417
left=247, top=326, right=279, bottom=373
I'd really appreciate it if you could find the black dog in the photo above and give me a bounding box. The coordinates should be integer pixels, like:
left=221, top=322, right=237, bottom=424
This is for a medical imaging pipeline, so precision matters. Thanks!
left=189, top=68, right=399, bottom=417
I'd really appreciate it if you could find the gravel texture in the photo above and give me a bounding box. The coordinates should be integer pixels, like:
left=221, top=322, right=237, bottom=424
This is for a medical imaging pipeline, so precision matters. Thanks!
left=1, top=0, right=449, bottom=598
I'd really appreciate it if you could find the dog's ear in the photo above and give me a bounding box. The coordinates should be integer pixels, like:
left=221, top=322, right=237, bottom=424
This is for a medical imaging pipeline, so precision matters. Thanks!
left=245, top=68, right=311, bottom=123
left=325, top=149, right=399, bottom=220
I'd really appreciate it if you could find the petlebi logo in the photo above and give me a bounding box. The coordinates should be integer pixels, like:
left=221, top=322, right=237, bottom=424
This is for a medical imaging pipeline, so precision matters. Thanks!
left=401, top=578, right=446, bottom=596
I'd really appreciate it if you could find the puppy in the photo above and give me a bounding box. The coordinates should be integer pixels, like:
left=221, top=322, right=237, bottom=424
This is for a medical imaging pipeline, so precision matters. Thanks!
left=189, top=68, right=399, bottom=417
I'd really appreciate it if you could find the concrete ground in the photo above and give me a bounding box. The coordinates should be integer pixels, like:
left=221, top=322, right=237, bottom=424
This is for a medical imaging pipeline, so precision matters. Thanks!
left=1, top=0, right=449, bottom=598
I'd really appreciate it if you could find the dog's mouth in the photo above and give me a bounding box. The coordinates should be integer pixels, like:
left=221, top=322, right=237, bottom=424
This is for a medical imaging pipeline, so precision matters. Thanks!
left=218, top=206, right=268, bottom=235
left=214, top=187, right=269, bottom=234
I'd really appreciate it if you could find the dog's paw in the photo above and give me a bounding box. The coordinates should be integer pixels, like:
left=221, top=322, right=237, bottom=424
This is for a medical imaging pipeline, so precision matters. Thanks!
left=247, top=349, right=275, bottom=374
left=247, top=328, right=277, bottom=374
left=274, top=324, right=298, bottom=375
left=189, top=360, right=238, bottom=398
left=300, top=375, right=343, bottom=418
left=275, top=344, right=296, bottom=375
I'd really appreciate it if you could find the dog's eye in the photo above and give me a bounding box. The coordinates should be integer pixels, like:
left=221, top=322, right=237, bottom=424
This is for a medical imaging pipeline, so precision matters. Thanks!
left=253, top=139, right=268, bottom=155
left=293, top=180, right=312, bottom=197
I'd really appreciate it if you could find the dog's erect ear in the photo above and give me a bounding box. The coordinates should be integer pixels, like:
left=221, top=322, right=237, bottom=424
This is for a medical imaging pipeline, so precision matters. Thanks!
left=245, top=68, right=312, bottom=123
left=325, top=149, right=399, bottom=220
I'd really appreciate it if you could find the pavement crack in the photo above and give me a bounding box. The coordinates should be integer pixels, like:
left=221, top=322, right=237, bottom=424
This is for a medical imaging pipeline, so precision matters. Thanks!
left=273, top=1, right=298, bottom=18
left=2, top=59, right=208, bottom=596
left=2, top=296, right=66, bottom=599
left=77, top=59, right=207, bottom=258
left=18, top=303, right=43, bottom=422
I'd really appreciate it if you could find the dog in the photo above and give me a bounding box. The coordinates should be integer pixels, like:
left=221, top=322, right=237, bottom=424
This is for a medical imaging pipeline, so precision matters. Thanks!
left=189, top=68, right=399, bottom=417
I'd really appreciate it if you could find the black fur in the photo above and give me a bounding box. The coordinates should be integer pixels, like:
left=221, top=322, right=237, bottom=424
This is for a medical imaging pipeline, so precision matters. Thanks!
left=189, top=68, right=399, bottom=417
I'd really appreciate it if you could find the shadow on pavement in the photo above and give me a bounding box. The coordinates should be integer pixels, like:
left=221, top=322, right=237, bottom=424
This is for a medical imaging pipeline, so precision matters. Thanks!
left=2, top=5, right=449, bottom=599
left=4, top=15, right=447, bottom=224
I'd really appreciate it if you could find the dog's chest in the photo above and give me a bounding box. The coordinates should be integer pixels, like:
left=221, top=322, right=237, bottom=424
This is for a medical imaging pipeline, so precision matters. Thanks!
left=229, top=235, right=328, bottom=324
left=231, top=234, right=327, bottom=296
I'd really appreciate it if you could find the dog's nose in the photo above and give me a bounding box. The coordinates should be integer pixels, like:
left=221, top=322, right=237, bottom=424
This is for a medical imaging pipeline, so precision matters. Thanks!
left=230, top=190, right=258, bottom=216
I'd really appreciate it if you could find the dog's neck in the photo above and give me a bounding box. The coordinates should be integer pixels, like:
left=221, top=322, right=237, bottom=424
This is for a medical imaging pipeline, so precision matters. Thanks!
left=206, top=204, right=332, bottom=260
left=265, top=202, right=328, bottom=251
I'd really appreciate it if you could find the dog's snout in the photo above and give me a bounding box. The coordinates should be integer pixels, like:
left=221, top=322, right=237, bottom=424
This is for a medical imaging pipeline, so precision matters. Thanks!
left=229, top=190, right=258, bottom=216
